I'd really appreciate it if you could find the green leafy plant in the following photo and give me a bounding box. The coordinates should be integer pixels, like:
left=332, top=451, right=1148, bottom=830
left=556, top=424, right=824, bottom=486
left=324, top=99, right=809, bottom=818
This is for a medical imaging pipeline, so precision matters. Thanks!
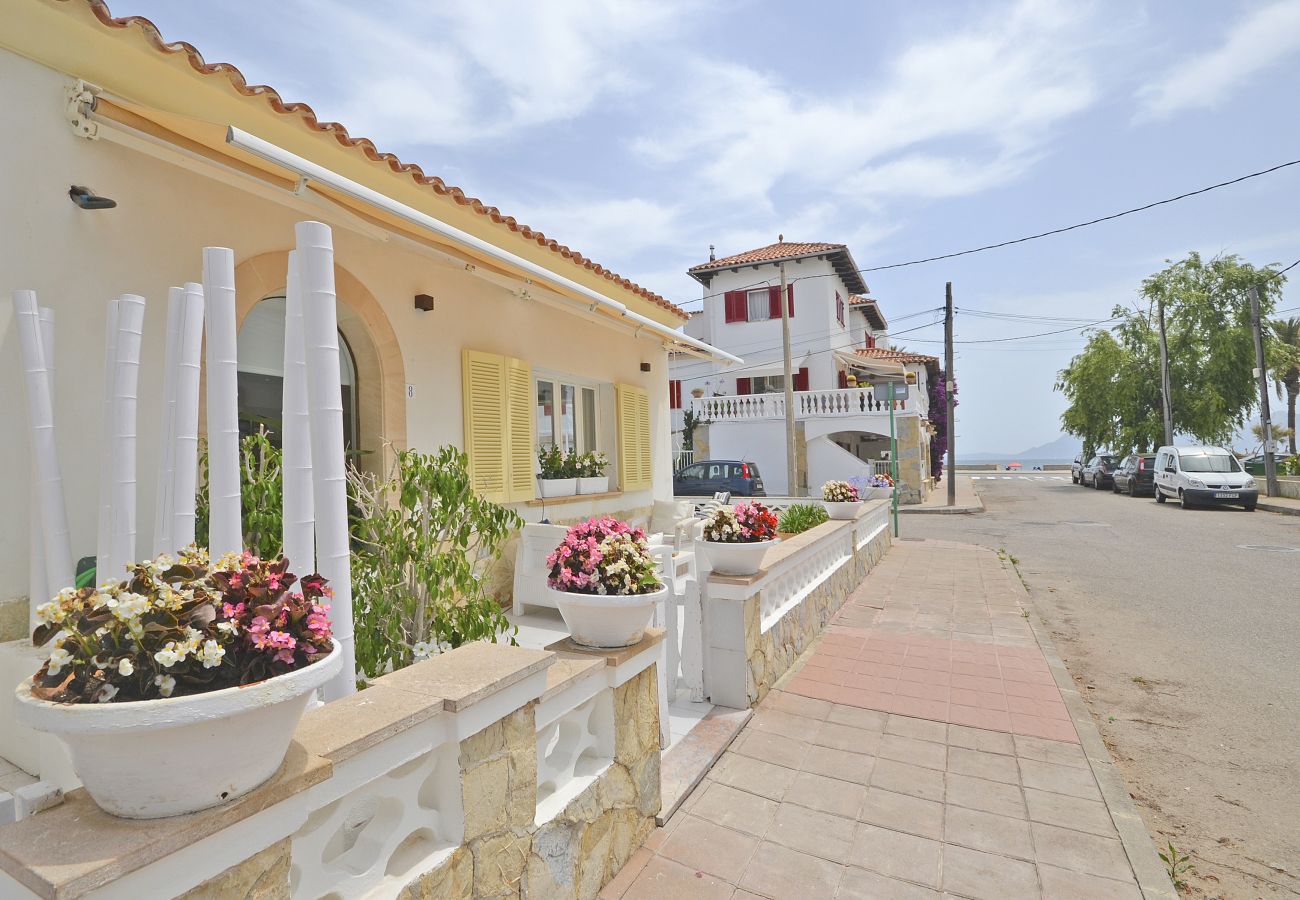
left=196, top=427, right=284, bottom=561
left=538, top=445, right=578, bottom=479
left=1158, top=840, right=1193, bottom=892
left=347, top=447, right=521, bottom=681
left=681, top=408, right=708, bottom=452
left=576, top=451, right=610, bottom=478
left=777, top=503, right=829, bottom=535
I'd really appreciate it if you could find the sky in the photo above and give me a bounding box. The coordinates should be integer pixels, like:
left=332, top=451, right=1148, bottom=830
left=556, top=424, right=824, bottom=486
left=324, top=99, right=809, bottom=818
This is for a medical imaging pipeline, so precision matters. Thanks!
left=116, top=0, right=1300, bottom=454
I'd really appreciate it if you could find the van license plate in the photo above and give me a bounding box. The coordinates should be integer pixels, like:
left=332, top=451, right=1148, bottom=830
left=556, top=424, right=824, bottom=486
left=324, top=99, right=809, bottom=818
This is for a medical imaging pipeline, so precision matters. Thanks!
left=1215, top=492, right=1239, bottom=499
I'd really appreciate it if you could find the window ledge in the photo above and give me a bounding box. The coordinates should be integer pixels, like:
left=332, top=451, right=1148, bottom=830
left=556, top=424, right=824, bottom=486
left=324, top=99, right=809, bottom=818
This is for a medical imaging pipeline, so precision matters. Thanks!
left=524, top=490, right=624, bottom=508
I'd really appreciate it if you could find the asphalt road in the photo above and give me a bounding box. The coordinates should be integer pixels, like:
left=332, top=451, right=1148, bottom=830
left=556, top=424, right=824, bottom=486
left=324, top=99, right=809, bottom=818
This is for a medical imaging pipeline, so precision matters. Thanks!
left=907, top=475, right=1300, bottom=899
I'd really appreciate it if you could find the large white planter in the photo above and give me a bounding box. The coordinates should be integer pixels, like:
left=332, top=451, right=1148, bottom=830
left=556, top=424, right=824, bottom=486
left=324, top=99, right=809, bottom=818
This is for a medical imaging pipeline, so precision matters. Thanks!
left=13, top=643, right=342, bottom=819
left=862, top=486, right=892, bottom=500
left=577, top=475, right=609, bottom=495
left=699, top=538, right=780, bottom=576
left=539, top=477, right=578, bottom=498
left=822, top=500, right=864, bottom=520
left=549, top=585, right=664, bottom=649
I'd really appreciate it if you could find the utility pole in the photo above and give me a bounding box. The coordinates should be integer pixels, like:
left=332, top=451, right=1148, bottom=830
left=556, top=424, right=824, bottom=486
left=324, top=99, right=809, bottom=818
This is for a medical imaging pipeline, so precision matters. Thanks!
left=945, top=282, right=955, bottom=507
left=1250, top=285, right=1279, bottom=497
left=1157, top=298, right=1173, bottom=446
left=779, top=254, right=798, bottom=496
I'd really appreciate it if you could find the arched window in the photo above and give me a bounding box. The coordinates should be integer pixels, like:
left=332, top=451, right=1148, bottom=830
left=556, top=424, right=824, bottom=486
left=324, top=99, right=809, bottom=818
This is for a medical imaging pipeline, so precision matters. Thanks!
left=236, top=296, right=359, bottom=452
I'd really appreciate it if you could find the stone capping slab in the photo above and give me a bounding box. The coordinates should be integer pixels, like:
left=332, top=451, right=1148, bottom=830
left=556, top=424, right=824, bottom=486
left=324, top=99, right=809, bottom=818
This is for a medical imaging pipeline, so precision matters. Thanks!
left=377, top=641, right=556, bottom=712
left=0, top=742, right=329, bottom=900
left=546, top=628, right=666, bottom=671
left=708, top=500, right=887, bottom=588
left=540, top=657, right=606, bottom=704
left=295, top=681, right=445, bottom=765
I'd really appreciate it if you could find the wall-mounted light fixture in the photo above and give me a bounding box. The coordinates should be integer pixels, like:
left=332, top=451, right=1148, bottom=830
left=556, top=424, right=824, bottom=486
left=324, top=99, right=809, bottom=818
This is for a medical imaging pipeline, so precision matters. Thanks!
left=68, top=185, right=116, bottom=209
left=640, top=362, right=652, bottom=373
left=413, top=293, right=434, bottom=312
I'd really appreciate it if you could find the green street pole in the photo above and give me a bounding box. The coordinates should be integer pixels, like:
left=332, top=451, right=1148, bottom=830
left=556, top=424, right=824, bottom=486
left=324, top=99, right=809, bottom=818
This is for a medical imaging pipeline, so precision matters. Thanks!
left=889, top=385, right=899, bottom=536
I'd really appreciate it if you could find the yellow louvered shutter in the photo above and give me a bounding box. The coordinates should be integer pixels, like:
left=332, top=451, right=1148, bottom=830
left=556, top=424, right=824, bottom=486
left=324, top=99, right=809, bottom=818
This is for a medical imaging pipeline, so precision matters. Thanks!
left=617, top=383, right=653, bottom=491
left=462, top=349, right=507, bottom=500
left=504, top=357, right=536, bottom=502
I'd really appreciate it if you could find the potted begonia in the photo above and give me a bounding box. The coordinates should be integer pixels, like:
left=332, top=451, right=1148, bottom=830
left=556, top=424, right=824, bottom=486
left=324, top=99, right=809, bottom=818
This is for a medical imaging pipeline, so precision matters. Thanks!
left=576, top=450, right=611, bottom=494
left=821, top=479, right=864, bottom=519
left=14, top=549, right=340, bottom=819
left=546, top=517, right=665, bottom=648
left=538, top=445, right=578, bottom=497
left=698, top=501, right=780, bottom=575
left=860, top=471, right=894, bottom=499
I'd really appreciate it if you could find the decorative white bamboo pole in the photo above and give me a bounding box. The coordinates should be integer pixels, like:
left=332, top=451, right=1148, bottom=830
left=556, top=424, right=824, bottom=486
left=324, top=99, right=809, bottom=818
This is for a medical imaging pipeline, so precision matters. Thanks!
left=153, top=287, right=184, bottom=556
left=107, top=294, right=146, bottom=580
left=297, top=221, right=355, bottom=699
left=203, top=247, right=243, bottom=560
left=171, top=283, right=205, bottom=550
left=13, top=291, right=74, bottom=626
left=282, top=250, right=315, bottom=573
left=27, top=308, right=56, bottom=632
left=95, top=298, right=119, bottom=582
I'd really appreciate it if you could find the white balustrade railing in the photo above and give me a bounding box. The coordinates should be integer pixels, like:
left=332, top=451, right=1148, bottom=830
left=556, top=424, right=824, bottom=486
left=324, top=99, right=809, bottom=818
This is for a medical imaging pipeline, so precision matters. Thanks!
left=757, top=529, right=854, bottom=632
left=535, top=688, right=615, bottom=825
left=692, top=388, right=908, bottom=423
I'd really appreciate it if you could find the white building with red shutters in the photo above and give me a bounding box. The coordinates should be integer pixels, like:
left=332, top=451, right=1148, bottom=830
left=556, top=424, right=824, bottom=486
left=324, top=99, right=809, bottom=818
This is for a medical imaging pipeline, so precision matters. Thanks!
left=668, top=241, right=939, bottom=499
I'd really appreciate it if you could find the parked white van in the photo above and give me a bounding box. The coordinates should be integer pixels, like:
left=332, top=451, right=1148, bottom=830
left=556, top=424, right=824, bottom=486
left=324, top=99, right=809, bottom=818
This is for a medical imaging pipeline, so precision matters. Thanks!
left=1153, top=445, right=1259, bottom=510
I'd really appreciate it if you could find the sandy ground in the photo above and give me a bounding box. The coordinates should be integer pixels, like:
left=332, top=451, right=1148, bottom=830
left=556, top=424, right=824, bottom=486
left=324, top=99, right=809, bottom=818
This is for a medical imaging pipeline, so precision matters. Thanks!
left=907, top=475, right=1300, bottom=899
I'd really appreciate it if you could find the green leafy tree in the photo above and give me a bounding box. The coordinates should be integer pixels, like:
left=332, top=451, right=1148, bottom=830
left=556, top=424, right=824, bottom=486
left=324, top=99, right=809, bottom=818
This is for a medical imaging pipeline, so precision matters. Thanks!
left=1058, top=253, right=1288, bottom=453
left=347, top=446, right=521, bottom=680
left=1271, top=317, right=1300, bottom=452
left=195, top=427, right=284, bottom=560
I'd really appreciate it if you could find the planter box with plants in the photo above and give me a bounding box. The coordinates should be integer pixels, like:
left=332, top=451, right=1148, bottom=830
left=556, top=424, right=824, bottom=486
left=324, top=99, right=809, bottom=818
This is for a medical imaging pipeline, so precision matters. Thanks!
left=777, top=503, right=830, bottom=538
left=576, top=450, right=611, bottom=494
left=699, top=500, right=780, bottom=576
left=545, top=517, right=665, bottom=648
left=821, top=479, right=864, bottom=519
left=537, top=444, right=578, bottom=497
left=15, top=548, right=340, bottom=819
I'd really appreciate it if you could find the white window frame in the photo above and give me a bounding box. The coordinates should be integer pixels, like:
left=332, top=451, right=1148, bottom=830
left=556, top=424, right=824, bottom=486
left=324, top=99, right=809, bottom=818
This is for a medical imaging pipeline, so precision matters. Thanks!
left=534, top=370, right=603, bottom=454
left=746, top=289, right=771, bottom=322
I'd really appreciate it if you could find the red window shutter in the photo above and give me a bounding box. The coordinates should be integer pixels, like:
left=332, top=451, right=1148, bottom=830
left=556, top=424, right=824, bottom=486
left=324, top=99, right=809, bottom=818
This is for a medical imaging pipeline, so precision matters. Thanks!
left=787, top=284, right=795, bottom=317
left=736, top=377, right=752, bottom=395
left=669, top=380, right=681, bottom=409
left=768, top=286, right=780, bottom=319
left=838, top=370, right=848, bottom=389
left=724, top=290, right=747, bottom=323
left=836, top=293, right=845, bottom=327
left=794, top=367, right=809, bottom=391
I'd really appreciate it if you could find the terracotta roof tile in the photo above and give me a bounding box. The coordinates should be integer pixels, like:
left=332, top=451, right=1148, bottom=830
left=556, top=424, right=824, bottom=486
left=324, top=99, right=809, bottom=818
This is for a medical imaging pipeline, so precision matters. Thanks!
left=854, top=346, right=941, bottom=374
left=688, top=242, right=846, bottom=273
left=69, top=0, right=688, bottom=321
left=848, top=295, right=887, bottom=329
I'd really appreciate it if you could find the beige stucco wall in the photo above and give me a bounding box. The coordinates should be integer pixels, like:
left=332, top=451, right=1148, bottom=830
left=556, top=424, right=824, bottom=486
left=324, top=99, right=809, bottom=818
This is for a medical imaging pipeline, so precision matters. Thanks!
left=0, top=48, right=674, bottom=604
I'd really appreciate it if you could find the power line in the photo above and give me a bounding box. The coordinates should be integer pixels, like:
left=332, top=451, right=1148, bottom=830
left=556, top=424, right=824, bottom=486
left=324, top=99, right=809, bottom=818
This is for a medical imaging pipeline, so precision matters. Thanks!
left=907, top=317, right=1121, bottom=345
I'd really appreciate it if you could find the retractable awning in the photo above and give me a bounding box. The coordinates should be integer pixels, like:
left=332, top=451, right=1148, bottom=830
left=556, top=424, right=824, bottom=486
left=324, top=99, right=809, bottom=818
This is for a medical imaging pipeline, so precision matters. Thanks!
left=833, top=349, right=906, bottom=379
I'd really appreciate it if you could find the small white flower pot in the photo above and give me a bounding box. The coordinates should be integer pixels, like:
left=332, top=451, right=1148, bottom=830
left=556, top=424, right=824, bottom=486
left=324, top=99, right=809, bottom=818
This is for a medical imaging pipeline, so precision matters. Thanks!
left=577, top=475, right=610, bottom=495
left=539, top=477, right=578, bottom=498
left=822, top=500, right=864, bottom=520
left=13, top=643, right=342, bottom=819
left=549, top=585, right=665, bottom=649
left=699, top=538, right=780, bottom=576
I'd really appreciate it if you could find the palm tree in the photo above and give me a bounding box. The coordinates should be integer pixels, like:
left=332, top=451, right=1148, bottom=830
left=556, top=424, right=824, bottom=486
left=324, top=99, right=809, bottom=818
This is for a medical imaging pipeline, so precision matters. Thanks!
left=1273, top=317, right=1300, bottom=453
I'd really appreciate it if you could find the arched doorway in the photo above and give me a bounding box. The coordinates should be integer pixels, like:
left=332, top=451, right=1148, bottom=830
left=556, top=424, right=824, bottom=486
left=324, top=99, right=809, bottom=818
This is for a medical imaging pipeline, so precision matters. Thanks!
left=236, top=296, right=360, bottom=453
left=233, top=251, right=407, bottom=476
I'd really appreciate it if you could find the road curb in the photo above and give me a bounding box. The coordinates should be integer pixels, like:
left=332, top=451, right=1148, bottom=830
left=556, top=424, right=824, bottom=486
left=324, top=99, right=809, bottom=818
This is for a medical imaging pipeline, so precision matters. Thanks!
left=1001, top=557, right=1178, bottom=900
left=1258, top=499, right=1300, bottom=517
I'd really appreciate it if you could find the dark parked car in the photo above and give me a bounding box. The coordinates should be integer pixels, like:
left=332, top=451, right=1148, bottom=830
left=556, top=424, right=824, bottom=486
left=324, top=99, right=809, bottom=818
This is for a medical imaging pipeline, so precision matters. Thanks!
left=1111, top=454, right=1156, bottom=496
left=1080, top=454, right=1118, bottom=489
left=673, top=459, right=766, bottom=496
left=1071, top=453, right=1086, bottom=484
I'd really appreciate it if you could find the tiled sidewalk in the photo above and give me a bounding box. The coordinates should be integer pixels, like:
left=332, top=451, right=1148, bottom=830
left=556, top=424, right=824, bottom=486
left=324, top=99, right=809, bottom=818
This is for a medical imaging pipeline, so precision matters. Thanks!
left=603, top=540, right=1152, bottom=900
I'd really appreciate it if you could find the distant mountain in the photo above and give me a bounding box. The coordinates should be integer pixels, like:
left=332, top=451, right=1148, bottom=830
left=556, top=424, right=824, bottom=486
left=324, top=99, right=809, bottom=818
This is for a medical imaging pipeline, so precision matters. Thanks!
left=963, top=434, right=1081, bottom=462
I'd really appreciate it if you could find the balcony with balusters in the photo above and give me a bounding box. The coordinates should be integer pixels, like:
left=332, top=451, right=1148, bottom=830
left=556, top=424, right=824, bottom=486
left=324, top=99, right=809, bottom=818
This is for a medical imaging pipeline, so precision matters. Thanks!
left=690, top=387, right=917, bottom=424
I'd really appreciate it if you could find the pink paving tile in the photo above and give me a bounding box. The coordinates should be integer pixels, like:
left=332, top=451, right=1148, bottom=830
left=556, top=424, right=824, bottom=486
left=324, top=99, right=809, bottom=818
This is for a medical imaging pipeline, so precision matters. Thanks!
left=1003, top=680, right=1060, bottom=700
left=888, top=696, right=950, bottom=721
left=896, top=681, right=949, bottom=702
left=842, top=672, right=898, bottom=693
left=1006, top=695, right=1039, bottom=716
left=833, top=688, right=893, bottom=711
left=807, top=654, right=856, bottom=672
left=975, top=692, right=1008, bottom=711
left=898, top=667, right=951, bottom=687
left=1001, top=666, right=1056, bottom=685
left=799, top=666, right=848, bottom=686
left=787, top=678, right=840, bottom=703
left=1011, top=714, right=1079, bottom=742
left=1035, top=701, right=1072, bottom=722
left=819, top=642, right=860, bottom=660
left=950, top=688, right=982, bottom=708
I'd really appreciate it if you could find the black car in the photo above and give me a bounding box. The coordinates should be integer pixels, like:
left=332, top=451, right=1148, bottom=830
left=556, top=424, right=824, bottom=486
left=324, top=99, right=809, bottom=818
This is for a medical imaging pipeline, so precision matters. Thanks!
left=672, top=459, right=766, bottom=496
left=1080, top=454, right=1118, bottom=489
left=1111, top=454, right=1156, bottom=496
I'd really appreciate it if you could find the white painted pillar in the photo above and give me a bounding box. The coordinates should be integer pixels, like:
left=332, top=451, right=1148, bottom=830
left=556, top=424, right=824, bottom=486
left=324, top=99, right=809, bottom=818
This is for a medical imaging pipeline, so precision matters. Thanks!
left=296, top=221, right=355, bottom=698
left=281, top=250, right=315, bottom=574
left=153, top=287, right=184, bottom=556
left=107, top=294, right=146, bottom=580
left=202, top=248, right=243, bottom=559
left=95, top=297, right=119, bottom=582
left=171, top=283, right=206, bottom=551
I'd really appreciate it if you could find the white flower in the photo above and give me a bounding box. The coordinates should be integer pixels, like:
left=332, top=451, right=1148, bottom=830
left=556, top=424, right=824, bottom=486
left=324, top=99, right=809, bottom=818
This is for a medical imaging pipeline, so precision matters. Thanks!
left=46, top=647, right=73, bottom=676
left=154, top=642, right=186, bottom=668
left=96, top=684, right=119, bottom=703
left=411, top=641, right=433, bottom=660
left=35, top=601, right=61, bottom=624
left=197, top=640, right=225, bottom=669
left=217, top=621, right=238, bottom=635
left=110, top=592, right=150, bottom=621
left=154, top=674, right=176, bottom=697
left=128, top=620, right=145, bottom=639
left=118, top=658, right=134, bottom=677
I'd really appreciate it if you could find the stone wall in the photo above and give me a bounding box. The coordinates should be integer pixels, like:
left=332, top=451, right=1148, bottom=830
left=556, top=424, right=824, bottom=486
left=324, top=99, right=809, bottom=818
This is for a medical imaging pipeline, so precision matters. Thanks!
left=1255, top=475, right=1300, bottom=499
left=744, top=519, right=891, bottom=705
left=895, top=416, right=926, bottom=504
left=179, top=840, right=292, bottom=900
left=402, top=665, right=660, bottom=900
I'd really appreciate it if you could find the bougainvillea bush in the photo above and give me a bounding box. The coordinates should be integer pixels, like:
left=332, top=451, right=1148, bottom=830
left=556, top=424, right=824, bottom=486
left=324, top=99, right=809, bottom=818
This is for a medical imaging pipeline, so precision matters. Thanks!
left=547, top=516, right=662, bottom=596
left=702, top=501, right=779, bottom=543
left=821, top=480, right=860, bottom=502
left=30, top=549, right=334, bottom=704
left=930, top=372, right=956, bottom=480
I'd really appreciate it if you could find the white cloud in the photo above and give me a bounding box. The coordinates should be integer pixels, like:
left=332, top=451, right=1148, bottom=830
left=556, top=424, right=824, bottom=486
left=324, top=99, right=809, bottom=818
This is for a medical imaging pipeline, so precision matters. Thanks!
left=511, top=197, right=683, bottom=260
left=1136, top=0, right=1300, bottom=119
